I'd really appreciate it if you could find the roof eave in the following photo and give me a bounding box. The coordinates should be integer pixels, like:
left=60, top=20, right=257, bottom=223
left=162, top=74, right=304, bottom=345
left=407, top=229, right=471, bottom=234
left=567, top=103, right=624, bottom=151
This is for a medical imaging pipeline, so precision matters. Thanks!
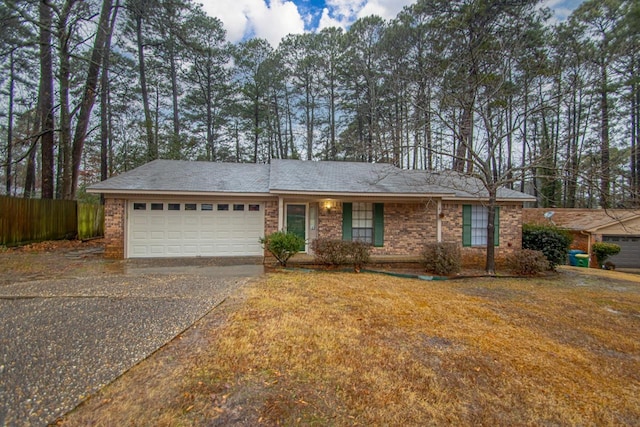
left=441, top=196, right=535, bottom=202
left=585, top=213, right=640, bottom=233
left=87, top=188, right=274, bottom=198
left=269, top=190, right=454, bottom=198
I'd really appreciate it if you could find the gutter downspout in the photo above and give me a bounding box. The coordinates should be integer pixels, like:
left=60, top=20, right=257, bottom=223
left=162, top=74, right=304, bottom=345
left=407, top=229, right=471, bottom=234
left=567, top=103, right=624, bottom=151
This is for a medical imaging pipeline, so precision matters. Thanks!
left=581, top=230, right=592, bottom=267
left=278, top=196, right=284, bottom=231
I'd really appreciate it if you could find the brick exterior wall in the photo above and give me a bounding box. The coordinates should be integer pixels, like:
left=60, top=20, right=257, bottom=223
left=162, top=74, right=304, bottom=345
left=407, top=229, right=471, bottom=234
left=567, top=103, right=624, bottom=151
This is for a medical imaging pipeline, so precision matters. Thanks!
left=104, top=198, right=126, bottom=259
left=263, top=200, right=279, bottom=259
left=372, top=202, right=437, bottom=255
left=264, top=201, right=279, bottom=235
left=103, top=195, right=524, bottom=268
left=318, top=203, right=343, bottom=241
left=442, top=202, right=523, bottom=269
left=313, top=200, right=523, bottom=266
left=318, top=202, right=438, bottom=255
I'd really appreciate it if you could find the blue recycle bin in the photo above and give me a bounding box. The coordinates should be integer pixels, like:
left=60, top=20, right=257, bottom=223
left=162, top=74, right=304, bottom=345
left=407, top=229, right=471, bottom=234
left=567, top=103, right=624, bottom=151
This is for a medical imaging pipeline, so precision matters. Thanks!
left=568, top=249, right=586, bottom=266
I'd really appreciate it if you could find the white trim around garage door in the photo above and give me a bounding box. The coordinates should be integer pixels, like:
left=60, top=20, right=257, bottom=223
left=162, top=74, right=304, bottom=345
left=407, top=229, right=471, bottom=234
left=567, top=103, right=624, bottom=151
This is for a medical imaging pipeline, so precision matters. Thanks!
left=127, top=199, right=265, bottom=258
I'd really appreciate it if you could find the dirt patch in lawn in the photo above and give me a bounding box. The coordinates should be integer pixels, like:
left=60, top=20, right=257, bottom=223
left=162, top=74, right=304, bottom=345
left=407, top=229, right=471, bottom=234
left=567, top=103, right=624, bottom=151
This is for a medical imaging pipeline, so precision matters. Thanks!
left=57, top=268, right=640, bottom=426
left=0, top=239, right=119, bottom=285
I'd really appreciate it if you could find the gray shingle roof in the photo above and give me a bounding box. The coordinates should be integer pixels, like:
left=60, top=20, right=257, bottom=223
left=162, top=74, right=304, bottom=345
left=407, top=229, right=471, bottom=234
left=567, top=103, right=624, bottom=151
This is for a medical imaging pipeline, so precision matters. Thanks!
left=269, top=160, right=447, bottom=195
left=88, top=159, right=271, bottom=194
left=88, top=159, right=535, bottom=201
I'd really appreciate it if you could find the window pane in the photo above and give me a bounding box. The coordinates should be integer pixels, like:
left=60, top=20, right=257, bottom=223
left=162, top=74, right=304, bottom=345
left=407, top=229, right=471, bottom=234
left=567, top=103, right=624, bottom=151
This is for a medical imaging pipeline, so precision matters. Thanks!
left=217, top=204, right=229, bottom=211
left=201, top=204, right=213, bottom=211
left=185, top=203, right=197, bottom=211
left=168, top=203, right=180, bottom=211
left=248, top=204, right=260, bottom=211
left=352, top=228, right=373, bottom=244
left=233, top=204, right=245, bottom=211
left=150, top=203, right=163, bottom=211
left=352, top=203, right=373, bottom=236
left=471, top=205, right=488, bottom=246
left=133, top=203, right=146, bottom=210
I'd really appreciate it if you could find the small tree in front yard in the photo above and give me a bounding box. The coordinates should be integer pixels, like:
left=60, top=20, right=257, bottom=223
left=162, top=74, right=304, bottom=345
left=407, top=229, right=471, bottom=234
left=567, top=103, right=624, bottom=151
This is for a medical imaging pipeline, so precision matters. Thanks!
left=591, top=242, right=621, bottom=268
left=260, top=231, right=305, bottom=267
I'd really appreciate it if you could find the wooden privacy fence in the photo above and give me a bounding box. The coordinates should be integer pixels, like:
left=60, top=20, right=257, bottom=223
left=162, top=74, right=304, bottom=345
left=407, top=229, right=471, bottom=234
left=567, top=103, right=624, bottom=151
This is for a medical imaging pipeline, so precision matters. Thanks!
left=0, top=196, right=104, bottom=246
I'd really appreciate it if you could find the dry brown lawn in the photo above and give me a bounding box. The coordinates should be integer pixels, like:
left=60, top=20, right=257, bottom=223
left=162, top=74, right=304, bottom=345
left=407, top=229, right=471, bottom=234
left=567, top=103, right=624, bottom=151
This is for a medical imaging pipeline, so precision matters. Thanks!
left=62, top=268, right=640, bottom=426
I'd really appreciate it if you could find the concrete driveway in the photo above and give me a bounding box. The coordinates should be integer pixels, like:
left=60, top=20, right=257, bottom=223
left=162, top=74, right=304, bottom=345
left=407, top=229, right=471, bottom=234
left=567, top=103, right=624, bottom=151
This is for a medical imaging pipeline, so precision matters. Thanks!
left=0, top=261, right=263, bottom=426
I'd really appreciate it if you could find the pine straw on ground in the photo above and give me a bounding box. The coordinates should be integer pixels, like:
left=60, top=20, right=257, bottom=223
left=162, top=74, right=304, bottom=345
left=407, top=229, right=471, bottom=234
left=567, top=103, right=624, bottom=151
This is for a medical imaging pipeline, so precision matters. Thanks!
left=62, top=269, right=640, bottom=426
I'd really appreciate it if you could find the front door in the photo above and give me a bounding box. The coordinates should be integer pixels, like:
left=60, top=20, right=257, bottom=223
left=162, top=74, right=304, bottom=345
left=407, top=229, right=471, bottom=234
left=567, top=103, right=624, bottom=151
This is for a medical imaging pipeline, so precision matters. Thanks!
left=286, top=204, right=306, bottom=251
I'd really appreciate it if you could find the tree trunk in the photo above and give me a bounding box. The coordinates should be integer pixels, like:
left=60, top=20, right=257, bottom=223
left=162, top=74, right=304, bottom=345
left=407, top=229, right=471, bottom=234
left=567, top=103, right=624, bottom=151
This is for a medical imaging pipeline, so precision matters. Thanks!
left=70, top=0, right=114, bottom=199
left=485, top=197, right=496, bottom=275
left=135, top=8, right=155, bottom=161
left=39, top=0, right=55, bottom=199
left=454, top=105, right=472, bottom=172
left=169, top=43, right=181, bottom=155
left=600, top=63, right=611, bottom=208
left=253, top=94, right=259, bottom=163
left=6, top=50, right=15, bottom=195
left=630, top=60, right=640, bottom=208
left=101, top=0, right=119, bottom=184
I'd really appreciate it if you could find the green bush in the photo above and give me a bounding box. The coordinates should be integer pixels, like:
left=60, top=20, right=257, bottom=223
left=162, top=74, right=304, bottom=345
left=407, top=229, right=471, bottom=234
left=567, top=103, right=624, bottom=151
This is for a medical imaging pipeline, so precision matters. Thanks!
left=421, top=242, right=461, bottom=276
left=311, top=239, right=371, bottom=272
left=506, top=249, right=550, bottom=276
left=259, top=231, right=305, bottom=267
left=591, top=242, right=621, bottom=267
left=522, top=224, right=572, bottom=269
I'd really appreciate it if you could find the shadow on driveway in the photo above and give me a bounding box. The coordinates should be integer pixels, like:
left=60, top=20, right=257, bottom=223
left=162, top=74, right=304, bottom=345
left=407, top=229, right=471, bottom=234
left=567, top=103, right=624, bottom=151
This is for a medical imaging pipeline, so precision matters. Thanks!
left=0, top=258, right=263, bottom=426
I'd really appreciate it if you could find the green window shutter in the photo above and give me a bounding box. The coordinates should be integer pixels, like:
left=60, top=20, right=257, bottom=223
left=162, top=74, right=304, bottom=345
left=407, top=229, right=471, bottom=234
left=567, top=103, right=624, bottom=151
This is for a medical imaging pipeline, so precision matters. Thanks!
left=494, top=206, right=500, bottom=247
left=342, top=202, right=352, bottom=241
left=462, top=205, right=472, bottom=247
left=373, top=203, right=384, bottom=247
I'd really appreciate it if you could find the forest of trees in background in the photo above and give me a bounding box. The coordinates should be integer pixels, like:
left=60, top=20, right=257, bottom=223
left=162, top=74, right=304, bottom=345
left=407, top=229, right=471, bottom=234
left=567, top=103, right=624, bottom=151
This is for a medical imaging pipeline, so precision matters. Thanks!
left=1, top=0, right=639, bottom=209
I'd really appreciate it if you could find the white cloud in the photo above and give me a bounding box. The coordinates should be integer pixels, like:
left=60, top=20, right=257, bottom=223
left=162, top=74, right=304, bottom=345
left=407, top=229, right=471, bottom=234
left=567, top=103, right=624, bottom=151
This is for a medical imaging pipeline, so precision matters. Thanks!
left=201, top=0, right=583, bottom=46
left=200, top=0, right=305, bottom=46
left=357, top=0, right=415, bottom=20
left=318, top=0, right=415, bottom=30
left=318, top=7, right=350, bottom=31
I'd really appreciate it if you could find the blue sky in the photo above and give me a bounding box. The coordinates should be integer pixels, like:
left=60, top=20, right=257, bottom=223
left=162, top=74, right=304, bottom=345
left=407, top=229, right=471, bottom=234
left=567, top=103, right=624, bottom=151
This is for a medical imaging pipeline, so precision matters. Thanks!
left=200, top=0, right=586, bottom=46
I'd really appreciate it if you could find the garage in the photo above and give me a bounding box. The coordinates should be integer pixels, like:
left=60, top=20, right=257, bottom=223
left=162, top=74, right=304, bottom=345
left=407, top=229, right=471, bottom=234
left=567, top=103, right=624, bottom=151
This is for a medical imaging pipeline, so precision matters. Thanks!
left=602, top=235, right=640, bottom=268
left=128, top=200, right=264, bottom=258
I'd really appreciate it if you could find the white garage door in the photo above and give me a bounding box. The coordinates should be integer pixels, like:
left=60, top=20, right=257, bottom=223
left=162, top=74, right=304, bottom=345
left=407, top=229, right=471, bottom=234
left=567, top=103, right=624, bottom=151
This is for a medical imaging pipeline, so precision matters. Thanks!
left=128, top=201, right=265, bottom=258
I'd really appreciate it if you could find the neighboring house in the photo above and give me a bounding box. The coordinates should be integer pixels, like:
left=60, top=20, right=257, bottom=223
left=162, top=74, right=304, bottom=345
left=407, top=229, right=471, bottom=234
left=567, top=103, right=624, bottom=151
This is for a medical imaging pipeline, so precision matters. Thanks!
left=88, top=159, right=535, bottom=266
left=523, top=208, right=640, bottom=268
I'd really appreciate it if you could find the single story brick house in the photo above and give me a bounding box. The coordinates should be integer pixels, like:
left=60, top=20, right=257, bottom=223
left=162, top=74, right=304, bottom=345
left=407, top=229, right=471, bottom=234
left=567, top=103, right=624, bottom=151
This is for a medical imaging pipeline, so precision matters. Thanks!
left=523, top=208, right=640, bottom=268
left=88, top=159, right=535, bottom=266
